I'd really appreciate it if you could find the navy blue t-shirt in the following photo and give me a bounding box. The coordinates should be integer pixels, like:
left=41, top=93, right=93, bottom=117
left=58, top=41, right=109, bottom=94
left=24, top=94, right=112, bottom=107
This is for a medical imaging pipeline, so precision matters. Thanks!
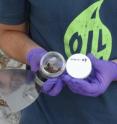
left=1, top=0, right=117, bottom=124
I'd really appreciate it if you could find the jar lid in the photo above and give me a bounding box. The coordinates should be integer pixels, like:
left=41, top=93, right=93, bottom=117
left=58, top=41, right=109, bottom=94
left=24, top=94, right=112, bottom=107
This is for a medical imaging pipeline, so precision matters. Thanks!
left=66, top=53, right=92, bottom=79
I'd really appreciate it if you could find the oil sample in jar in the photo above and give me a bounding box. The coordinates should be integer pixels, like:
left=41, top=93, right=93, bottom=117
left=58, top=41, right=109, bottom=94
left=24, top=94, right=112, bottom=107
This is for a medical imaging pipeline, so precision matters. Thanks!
left=44, top=57, right=61, bottom=73
left=35, top=52, right=66, bottom=86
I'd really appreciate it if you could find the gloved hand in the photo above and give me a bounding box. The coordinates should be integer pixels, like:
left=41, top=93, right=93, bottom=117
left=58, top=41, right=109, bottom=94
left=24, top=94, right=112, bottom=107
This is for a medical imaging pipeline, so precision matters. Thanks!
left=26, top=47, right=64, bottom=96
left=41, top=76, right=64, bottom=96
left=26, top=47, right=47, bottom=72
left=62, top=54, right=117, bottom=96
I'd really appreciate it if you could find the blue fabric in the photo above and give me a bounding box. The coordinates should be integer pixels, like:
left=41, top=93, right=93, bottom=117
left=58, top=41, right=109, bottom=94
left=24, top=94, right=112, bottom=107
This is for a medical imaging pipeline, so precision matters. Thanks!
left=20, top=84, right=117, bottom=124
left=0, top=0, right=29, bottom=24
left=1, top=0, right=117, bottom=124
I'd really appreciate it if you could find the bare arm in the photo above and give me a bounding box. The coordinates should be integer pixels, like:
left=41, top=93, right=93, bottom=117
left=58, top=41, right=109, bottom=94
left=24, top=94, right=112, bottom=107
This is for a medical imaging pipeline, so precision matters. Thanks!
left=0, top=23, right=40, bottom=64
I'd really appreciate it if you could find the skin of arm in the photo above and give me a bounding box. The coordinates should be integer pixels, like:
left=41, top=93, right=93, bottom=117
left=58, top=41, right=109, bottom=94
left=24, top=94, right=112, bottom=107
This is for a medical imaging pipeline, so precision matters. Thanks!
left=0, top=23, right=40, bottom=64
left=0, top=23, right=117, bottom=81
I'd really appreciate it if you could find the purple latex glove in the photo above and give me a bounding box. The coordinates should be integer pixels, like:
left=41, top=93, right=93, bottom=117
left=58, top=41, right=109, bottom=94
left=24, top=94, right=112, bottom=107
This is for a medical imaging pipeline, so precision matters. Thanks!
left=62, top=54, right=117, bottom=96
left=41, top=76, right=64, bottom=96
left=26, top=47, right=63, bottom=96
left=26, top=47, right=47, bottom=72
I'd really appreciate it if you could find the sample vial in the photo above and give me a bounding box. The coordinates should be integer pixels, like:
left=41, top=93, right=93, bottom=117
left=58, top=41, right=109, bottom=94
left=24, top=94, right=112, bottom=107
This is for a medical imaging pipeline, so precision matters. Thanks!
left=66, top=53, right=92, bottom=79
left=36, top=52, right=66, bottom=85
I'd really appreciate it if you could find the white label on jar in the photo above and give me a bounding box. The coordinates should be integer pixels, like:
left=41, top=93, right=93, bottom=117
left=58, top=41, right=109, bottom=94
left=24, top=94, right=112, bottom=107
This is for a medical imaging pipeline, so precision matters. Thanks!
left=66, top=54, right=92, bottom=79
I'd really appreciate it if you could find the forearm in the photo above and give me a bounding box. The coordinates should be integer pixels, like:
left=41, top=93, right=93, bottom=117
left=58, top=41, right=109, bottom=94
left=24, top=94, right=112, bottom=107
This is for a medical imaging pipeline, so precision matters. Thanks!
left=0, top=30, right=39, bottom=64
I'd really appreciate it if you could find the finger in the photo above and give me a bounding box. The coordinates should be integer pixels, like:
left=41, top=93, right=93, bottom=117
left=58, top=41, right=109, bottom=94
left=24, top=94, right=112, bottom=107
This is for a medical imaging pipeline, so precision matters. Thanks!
left=66, top=78, right=88, bottom=93
left=65, top=77, right=103, bottom=96
left=71, top=78, right=100, bottom=93
left=67, top=80, right=85, bottom=94
left=42, top=78, right=57, bottom=93
left=30, top=62, right=39, bottom=72
left=66, top=78, right=100, bottom=96
left=87, top=54, right=101, bottom=71
left=62, top=72, right=102, bottom=95
left=87, top=54, right=97, bottom=65
left=87, top=53, right=97, bottom=60
left=74, top=89, right=101, bottom=97
left=62, top=74, right=73, bottom=83
left=78, top=79, right=100, bottom=92
left=75, top=79, right=102, bottom=96
left=47, top=79, right=63, bottom=96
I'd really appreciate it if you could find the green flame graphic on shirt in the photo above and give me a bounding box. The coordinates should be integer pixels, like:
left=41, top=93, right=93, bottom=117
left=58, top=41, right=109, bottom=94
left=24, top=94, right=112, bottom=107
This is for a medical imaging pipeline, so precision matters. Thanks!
left=64, top=0, right=112, bottom=60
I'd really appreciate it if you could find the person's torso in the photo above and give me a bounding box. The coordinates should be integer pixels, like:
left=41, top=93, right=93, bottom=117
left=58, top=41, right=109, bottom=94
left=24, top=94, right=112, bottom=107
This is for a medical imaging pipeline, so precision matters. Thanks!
left=28, top=0, right=117, bottom=60
left=27, top=0, right=117, bottom=123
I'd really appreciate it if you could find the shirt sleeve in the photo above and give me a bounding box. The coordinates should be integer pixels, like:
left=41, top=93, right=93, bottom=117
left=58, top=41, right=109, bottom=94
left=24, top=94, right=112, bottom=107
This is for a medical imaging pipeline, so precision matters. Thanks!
left=0, top=0, right=29, bottom=25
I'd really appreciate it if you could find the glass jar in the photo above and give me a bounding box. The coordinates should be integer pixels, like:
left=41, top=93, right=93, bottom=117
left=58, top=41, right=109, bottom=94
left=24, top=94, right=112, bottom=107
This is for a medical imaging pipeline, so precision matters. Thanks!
left=35, top=52, right=66, bottom=86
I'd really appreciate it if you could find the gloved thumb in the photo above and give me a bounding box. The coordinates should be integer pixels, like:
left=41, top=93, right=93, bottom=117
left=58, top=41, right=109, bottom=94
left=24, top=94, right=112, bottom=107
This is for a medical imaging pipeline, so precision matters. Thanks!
left=87, top=53, right=99, bottom=70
